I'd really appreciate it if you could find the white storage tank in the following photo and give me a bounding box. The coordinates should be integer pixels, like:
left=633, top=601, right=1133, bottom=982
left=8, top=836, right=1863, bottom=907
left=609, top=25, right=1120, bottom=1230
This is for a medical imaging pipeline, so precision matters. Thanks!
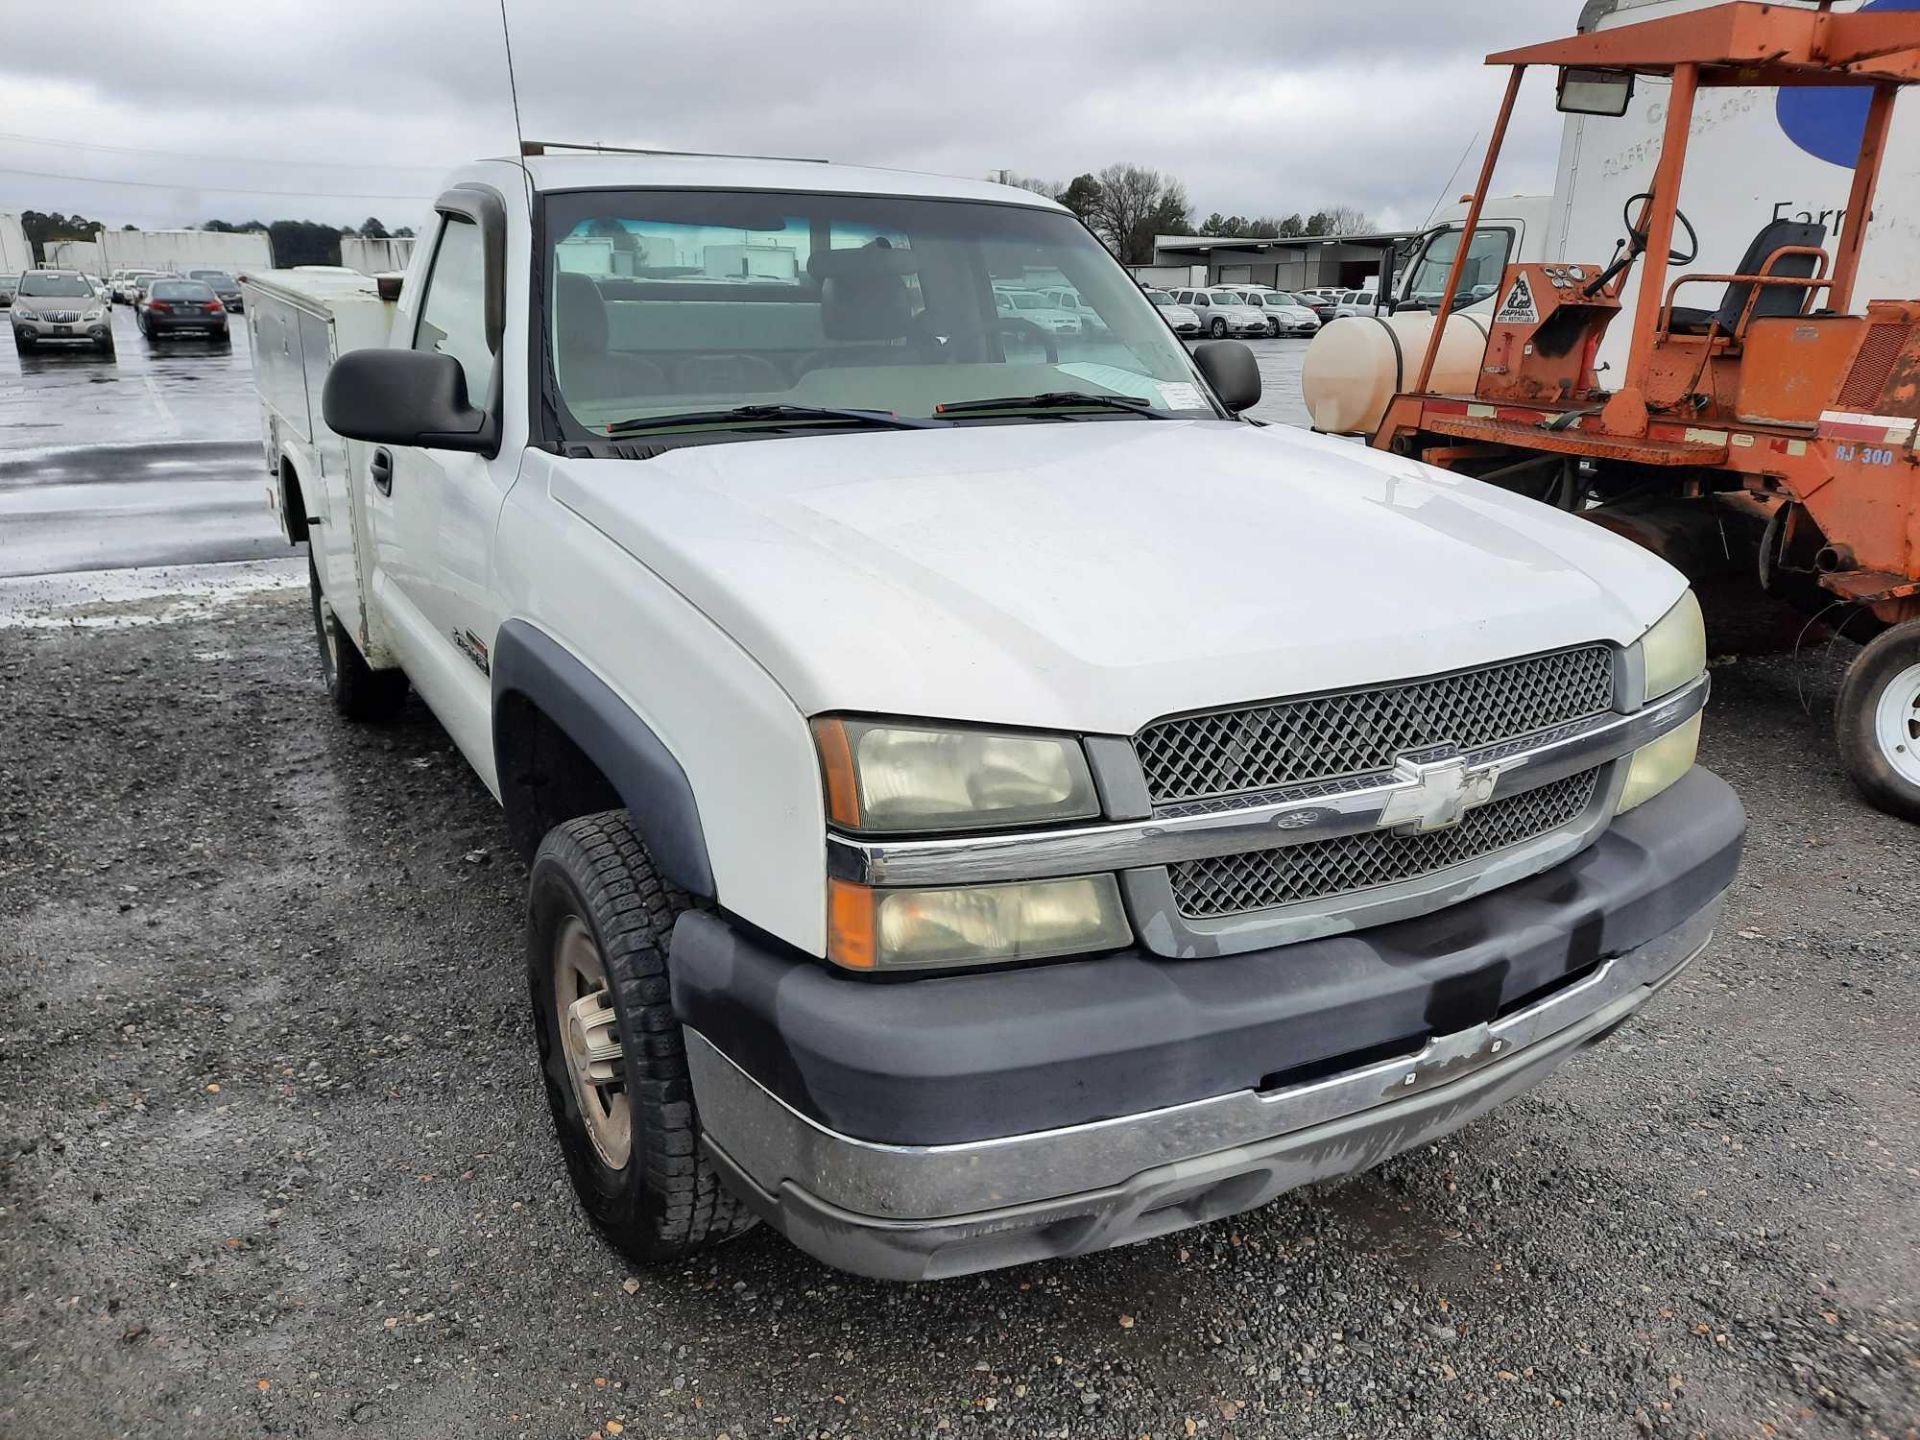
left=1300, top=311, right=1490, bottom=437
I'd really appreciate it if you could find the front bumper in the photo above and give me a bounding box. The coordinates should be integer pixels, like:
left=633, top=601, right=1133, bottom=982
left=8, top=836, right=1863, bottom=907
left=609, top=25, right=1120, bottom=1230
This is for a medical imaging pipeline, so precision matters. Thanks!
left=13, top=314, right=111, bottom=342
left=674, top=768, right=1744, bottom=1279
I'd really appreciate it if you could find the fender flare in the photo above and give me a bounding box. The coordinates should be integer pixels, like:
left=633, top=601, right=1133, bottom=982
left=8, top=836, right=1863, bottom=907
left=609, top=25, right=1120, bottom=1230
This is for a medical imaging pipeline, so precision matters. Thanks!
left=491, top=619, right=716, bottom=896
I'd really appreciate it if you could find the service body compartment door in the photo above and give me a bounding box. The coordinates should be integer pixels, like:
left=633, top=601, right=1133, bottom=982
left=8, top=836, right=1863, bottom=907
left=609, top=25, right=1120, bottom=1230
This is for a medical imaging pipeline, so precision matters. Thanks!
left=296, top=307, right=374, bottom=648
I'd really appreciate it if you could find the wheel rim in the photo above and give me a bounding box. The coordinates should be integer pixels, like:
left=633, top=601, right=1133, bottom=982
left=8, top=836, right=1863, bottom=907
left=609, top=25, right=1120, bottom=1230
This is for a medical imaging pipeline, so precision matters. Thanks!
left=553, top=916, right=631, bottom=1170
left=1872, top=659, right=1920, bottom=787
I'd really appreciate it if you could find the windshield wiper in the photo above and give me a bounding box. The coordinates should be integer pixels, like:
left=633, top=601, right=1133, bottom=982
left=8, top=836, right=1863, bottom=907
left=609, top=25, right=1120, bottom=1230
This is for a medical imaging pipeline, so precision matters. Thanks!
left=604, top=404, right=946, bottom=437
left=933, top=391, right=1168, bottom=419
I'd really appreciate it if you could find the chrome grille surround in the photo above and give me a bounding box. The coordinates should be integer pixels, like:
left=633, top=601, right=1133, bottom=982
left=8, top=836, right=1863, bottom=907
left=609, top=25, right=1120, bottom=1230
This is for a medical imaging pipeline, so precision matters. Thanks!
left=1166, top=767, right=1603, bottom=920
left=1133, top=645, right=1616, bottom=806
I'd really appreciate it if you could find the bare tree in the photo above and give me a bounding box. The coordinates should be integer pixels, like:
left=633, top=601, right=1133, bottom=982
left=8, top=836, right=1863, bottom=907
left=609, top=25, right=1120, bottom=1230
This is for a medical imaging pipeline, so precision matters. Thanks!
left=1319, top=205, right=1376, bottom=236
left=1089, top=164, right=1192, bottom=264
left=1000, top=174, right=1063, bottom=200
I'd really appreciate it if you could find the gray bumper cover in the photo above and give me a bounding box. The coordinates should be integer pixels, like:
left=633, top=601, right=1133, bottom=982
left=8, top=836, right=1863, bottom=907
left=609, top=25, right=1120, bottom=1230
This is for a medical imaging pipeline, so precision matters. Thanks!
left=679, top=769, right=1742, bottom=1280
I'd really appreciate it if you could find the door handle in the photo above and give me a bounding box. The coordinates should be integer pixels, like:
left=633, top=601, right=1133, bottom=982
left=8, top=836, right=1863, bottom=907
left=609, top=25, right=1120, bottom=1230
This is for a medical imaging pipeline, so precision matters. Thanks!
left=370, top=447, right=393, bottom=496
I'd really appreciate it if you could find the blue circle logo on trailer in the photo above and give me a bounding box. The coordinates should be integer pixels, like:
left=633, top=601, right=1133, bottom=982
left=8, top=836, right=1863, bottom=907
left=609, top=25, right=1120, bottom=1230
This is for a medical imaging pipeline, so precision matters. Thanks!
left=1776, top=0, right=1920, bottom=167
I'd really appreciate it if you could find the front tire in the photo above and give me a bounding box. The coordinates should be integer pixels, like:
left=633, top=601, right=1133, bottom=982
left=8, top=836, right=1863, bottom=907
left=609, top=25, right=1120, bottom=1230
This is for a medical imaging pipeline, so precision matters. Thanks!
left=528, top=811, right=756, bottom=1264
left=1209, top=316, right=1227, bottom=338
left=12, top=331, right=32, bottom=352
left=308, top=555, right=406, bottom=721
left=1836, top=618, right=1920, bottom=821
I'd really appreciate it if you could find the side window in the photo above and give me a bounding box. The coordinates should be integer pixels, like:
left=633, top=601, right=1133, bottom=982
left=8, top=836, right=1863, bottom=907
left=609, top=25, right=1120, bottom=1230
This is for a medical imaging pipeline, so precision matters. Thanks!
left=1194, top=293, right=1210, bottom=307
left=413, top=216, right=495, bottom=405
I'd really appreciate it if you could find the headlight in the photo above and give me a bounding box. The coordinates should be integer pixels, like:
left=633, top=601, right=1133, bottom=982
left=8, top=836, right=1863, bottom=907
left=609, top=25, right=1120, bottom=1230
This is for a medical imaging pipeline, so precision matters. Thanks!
left=1619, top=591, right=1708, bottom=812
left=1640, top=589, right=1706, bottom=701
left=828, top=875, right=1131, bottom=971
left=812, top=717, right=1100, bottom=834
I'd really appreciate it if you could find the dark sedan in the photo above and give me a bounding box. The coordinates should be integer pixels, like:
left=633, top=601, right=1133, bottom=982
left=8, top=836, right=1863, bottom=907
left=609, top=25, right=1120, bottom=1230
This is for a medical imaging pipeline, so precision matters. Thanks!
left=138, top=279, right=230, bottom=343
left=186, top=268, right=245, bottom=312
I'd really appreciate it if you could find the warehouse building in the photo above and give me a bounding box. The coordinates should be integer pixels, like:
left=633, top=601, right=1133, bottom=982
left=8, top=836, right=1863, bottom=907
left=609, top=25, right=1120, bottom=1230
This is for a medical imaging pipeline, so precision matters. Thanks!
left=1135, top=229, right=1416, bottom=292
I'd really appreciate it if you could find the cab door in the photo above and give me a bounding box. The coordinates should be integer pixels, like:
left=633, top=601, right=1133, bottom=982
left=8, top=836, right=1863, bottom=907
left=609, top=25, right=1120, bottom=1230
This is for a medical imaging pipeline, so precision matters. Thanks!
left=362, top=188, right=520, bottom=779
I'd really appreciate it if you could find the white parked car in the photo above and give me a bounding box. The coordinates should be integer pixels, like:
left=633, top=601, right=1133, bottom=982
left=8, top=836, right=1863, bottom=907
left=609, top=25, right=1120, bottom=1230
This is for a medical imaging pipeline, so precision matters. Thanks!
left=1172, top=287, right=1267, bottom=338
left=1209, top=287, right=1319, bottom=337
left=1332, top=288, right=1383, bottom=319
left=253, top=152, right=1740, bottom=1283
left=994, top=286, right=1081, bottom=336
left=1144, top=287, right=1200, bottom=335
left=109, top=269, right=163, bottom=305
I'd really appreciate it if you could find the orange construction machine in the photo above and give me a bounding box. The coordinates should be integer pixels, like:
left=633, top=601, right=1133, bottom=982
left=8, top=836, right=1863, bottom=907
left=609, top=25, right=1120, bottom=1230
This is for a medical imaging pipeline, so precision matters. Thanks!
left=1368, top=1, right=1920, bottom=821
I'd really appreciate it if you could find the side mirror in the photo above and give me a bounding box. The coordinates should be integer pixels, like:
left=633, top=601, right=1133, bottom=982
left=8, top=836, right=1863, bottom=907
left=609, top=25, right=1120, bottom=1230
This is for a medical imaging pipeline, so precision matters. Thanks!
left=322, top=349, right=494, bottom=454
left=1191, top=340, right=1261, bottom=413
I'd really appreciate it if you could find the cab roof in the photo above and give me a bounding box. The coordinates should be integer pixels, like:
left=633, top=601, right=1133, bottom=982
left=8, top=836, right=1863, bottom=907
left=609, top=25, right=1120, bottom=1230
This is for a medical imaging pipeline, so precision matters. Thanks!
left=469, top=150, right=1066, bottom=209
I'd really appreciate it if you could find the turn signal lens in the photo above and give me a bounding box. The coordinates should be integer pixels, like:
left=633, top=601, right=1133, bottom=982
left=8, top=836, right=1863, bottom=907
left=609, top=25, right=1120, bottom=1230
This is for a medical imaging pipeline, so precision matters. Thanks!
left=1618, top=713, right=1700, bottom=813
left=826, top=875, right=1131, bottom=972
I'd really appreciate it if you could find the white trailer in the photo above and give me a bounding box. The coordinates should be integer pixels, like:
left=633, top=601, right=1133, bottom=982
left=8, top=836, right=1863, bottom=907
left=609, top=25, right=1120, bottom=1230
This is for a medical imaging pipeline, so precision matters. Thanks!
left=340, top=236, right=416, bottom=275
left=103, top=228, right=273, bottom=276
left=43, top=238, right=105, bottom=274
left=2, top=213, right=36, bottom=273
left=240, top=267, right=398, bottom=660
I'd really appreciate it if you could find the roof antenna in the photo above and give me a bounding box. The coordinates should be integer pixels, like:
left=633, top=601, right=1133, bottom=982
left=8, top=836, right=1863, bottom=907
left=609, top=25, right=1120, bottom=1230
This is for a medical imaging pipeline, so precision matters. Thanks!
left=497, top=0, right=534, bottom=204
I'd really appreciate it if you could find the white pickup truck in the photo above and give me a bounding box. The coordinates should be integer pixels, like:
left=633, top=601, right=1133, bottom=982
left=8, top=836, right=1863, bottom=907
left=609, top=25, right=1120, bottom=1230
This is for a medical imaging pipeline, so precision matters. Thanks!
left=247, top=149, right=1743, bottom=1281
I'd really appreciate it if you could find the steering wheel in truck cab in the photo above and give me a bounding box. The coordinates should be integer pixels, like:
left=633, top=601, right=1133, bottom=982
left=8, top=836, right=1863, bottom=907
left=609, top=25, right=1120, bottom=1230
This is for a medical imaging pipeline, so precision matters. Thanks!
left=1622, top=190, right=1700, bottom=265
left=1585, top=191, right=1701, bottom=297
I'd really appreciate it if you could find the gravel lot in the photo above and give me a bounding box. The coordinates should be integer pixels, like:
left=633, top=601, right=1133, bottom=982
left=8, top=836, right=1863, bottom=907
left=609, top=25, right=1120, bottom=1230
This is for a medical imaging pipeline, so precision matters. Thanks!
left=1, top=574, right=1916, bottom=1440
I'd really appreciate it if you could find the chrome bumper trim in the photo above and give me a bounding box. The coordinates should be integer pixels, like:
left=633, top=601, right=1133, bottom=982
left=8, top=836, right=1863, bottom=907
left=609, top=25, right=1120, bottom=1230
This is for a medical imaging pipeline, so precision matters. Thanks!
left=828, top=673, right=1708, bottom=889
left=685, top=897, right=1720, bottom=1221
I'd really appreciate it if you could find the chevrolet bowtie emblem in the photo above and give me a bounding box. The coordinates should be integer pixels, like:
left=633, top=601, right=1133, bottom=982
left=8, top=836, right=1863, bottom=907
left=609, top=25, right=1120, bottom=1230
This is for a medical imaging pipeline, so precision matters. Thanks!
left=1377, top=753, right=1499, bottom=833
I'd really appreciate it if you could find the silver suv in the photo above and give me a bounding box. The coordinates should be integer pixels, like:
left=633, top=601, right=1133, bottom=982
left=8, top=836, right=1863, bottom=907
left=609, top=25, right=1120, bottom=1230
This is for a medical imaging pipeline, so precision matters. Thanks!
left=10, top=270, right=114, bottom=356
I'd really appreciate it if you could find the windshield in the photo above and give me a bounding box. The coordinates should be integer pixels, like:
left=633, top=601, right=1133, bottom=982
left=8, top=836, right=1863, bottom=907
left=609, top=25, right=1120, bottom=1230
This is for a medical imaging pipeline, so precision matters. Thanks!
left=191, top=270, right=236, bottom=284
left=1147, top=291, right=1174, bottom=306
left=1404, top=224, right=1514, bottom=308
left=542, top=189, right=1214, bottom=435
left=19, top=273, right=93, bottom=298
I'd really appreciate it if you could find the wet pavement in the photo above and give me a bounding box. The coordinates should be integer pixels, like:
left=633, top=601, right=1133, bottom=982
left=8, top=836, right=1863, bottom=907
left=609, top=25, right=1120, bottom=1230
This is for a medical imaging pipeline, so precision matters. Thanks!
left=0, top=307, right=282, bottom=579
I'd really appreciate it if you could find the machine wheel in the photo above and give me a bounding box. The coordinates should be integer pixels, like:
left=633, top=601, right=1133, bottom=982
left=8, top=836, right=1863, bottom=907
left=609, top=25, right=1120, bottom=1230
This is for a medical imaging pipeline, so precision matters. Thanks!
left=308, top=556, right=407, bottom=721
left=1208, top=316, right=1227, bottom=338
left=13, top=331, right=33, bottom=352
left=1836, top=618, right=1920, bottom=822
left=527, top=810, right=756, bottom=1265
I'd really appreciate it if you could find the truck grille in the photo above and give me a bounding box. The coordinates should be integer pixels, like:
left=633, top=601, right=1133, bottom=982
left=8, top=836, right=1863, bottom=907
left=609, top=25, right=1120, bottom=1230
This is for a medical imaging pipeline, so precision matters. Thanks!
left=1167, top=768, right=1602, bottom=920
left=1133, top=645, right=1615, bottom=806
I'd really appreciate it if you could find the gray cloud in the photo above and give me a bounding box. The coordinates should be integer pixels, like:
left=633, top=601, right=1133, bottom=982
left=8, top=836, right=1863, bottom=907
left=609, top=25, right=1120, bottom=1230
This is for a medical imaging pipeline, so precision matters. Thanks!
left=1, top=0, right=1574, bottom=232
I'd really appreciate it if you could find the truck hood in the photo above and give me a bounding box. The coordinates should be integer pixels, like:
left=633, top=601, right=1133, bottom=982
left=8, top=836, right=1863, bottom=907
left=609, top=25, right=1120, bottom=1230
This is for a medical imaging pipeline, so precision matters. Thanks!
left=546, top=420, right=1684, bottom=735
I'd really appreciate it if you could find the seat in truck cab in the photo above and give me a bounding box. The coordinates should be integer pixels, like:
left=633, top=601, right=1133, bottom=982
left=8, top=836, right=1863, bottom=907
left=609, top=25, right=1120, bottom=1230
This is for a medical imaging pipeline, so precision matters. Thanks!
left=554, top=271, right=668, bottom=399
left=1665, top=219, right=1828, bottom=337
left=798, top=242, right=919, bottom=373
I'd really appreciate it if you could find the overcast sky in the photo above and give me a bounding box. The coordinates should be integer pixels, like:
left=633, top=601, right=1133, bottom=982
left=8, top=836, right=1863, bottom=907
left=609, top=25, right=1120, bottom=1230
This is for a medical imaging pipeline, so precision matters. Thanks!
left=1, top=0, right=1579, bottom=234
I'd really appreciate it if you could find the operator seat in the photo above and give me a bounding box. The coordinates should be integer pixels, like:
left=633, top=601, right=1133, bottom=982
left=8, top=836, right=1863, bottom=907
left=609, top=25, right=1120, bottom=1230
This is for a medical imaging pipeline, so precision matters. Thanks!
left=1666, top=219, right=1828, bottom=337
left=553, top=271, right=668, bottom=400
left=798, top=242, right=920, bottom=374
